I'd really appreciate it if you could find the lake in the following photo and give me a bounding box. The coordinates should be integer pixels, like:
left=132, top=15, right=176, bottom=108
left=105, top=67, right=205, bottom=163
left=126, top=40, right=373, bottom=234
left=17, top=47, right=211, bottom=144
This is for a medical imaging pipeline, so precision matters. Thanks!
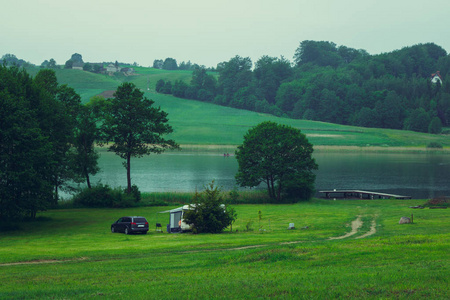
left=90, top=149, right=450, bottom=199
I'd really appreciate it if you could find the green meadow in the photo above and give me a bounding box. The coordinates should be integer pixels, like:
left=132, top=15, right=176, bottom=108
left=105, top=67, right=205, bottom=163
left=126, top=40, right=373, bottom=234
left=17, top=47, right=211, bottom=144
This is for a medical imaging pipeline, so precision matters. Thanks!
left=24, top=66, right=450, bottom=149
left=1, top=199, right=448, bottom=299
left=4, top=66, right=446, bottom=299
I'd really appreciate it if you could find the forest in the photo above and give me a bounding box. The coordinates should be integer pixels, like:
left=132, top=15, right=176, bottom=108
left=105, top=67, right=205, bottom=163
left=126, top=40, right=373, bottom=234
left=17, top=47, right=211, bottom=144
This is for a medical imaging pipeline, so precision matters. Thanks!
left=156, top=41, right=450, bottom=133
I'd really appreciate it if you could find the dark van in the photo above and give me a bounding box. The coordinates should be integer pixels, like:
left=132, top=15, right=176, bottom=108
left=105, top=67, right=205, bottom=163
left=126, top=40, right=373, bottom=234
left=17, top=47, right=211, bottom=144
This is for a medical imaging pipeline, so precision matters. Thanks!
left=111, top=216, right=149, bottom=235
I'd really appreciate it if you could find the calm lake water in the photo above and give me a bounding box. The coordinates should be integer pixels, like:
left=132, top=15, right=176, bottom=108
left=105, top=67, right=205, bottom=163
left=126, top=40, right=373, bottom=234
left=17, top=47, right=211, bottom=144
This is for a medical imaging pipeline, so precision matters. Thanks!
left=90, top=150, right=450, bottom=199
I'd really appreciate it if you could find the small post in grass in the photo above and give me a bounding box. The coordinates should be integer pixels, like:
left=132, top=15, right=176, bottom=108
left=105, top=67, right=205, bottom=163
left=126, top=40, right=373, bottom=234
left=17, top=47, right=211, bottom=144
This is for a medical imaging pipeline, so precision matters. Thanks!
left=411, top=214, right=413, bottom=224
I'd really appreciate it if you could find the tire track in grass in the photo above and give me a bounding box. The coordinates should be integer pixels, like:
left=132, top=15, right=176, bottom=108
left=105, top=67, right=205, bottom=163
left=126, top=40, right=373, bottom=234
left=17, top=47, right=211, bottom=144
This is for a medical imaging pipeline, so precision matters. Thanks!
left=355, top=217, right=378, bottom=239
left=328, top=215, right=363, bottom=240
left=0, top=216, right=380, bottom=266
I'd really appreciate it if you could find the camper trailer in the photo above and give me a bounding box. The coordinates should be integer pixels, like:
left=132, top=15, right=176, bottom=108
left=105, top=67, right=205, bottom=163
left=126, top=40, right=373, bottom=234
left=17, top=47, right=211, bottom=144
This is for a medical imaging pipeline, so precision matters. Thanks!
left=161, top=204, right=226, bottom=233
left=166, top=205, right=194, bottom=233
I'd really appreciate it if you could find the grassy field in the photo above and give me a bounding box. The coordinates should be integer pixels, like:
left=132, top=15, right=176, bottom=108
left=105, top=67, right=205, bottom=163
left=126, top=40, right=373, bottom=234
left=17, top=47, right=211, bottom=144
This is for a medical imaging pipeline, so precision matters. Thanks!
left=1, top=199, right=448, bottom=299
left=24, top=66, right=450, bottom=149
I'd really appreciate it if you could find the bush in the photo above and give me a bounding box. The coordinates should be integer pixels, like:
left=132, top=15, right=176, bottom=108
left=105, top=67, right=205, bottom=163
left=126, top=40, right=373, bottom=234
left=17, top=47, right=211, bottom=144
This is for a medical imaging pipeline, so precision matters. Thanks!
left=427, top=142, right=443, bottom=149
left=127, top=184, right=141, bottom=203
left=73, top=184, right=113, bottom=207
left=73, top=184, right=136, bottom=208
left=183, top=181, right=237, bottom=233
left=423, top=196, right=449, bottom=207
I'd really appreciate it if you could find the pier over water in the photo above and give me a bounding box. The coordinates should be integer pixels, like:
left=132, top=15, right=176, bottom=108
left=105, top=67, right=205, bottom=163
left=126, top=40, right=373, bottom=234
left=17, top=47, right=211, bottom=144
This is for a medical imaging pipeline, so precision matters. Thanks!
left=320, top=190, right=412, bottom=200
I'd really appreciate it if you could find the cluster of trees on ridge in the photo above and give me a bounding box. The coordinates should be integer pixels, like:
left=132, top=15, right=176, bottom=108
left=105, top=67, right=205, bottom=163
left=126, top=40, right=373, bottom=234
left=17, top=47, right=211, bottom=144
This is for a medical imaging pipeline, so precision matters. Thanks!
left=156, top=41, right=450, bottom=134
left=152, top=57, right=211, bottom=71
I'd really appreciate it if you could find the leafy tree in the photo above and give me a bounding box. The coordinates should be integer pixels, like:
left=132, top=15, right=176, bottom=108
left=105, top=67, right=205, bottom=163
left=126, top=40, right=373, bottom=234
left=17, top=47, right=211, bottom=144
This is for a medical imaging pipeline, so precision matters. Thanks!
left=0, top=66, right=55, bottom=219
left=70, top=97, right=103, bottom=189
left=235, top=121, right=317, bottom=202
left=155, top=79, right=165, bottom=93
left=153, top=59, right=163, bottom=69
left=404, top=108, right=430, bottom=132
left=64, top=60, right=73, bottom=69
left=48, top=58, right=57, bottom=68
left=162, top=58, right=178, bottom=70
left=217, top=56, right=253, bottom=103
left=101, top=82, right=179, bottom=193
left=191, top=67, right=217, bottom=95
left=83, top=63, right=93, bottom=72
left=183, top=181, right=237, bottom=233
left=1, top=54, right=26, bottom=67
left=254, top=55, right=293, bottom=104
left=428, top=116, right=442, bottom=134
left=34, top=70, right=80, bottom=204
left=172, top=80, right=188, bottom=97
left=162, top=81, right=173, bottom=94
left=70, top=53, right=83, bottom=64
left=294, top=40, right=343, bottom=67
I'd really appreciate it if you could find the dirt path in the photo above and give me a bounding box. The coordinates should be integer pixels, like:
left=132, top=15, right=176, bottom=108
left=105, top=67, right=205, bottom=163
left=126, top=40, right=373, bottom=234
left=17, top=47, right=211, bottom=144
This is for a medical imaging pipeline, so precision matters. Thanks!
left=328, top=215, right=363, bottom=240
left=355, top=219, right=377, bottom=239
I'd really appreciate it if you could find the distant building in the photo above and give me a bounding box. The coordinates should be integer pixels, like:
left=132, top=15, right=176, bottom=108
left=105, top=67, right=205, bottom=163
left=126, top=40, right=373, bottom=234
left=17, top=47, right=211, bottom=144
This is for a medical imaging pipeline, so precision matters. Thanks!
left=106, top=64, right=120, bottom=73
left=72, top=62, right=84, bottom=70
left=121, top=67, right=135, bottom=75
left=431, top=71, right=443, bottom=84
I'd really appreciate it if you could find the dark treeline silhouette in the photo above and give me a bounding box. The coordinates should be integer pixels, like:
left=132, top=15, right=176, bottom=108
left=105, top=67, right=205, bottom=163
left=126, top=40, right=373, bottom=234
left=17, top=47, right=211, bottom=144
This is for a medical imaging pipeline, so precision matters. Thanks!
left=157, top=41, right=450, bottom=133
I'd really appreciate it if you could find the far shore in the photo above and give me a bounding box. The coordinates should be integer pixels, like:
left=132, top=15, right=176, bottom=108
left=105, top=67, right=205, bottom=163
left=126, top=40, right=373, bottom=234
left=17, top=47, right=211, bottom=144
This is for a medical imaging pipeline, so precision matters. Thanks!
left=95, top=144, right=450, bottom=154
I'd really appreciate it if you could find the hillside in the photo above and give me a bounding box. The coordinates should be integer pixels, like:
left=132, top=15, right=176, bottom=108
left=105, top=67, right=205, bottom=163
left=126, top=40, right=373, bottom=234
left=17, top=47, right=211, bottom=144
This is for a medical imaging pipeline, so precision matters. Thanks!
left=24, top=65, right=450, bottom=148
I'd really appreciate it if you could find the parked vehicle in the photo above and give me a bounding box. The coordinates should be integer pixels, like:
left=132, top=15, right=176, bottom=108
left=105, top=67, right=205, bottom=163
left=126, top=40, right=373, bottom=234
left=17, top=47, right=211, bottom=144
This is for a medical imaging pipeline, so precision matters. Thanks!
left=111, top=216, right=149, bottom=234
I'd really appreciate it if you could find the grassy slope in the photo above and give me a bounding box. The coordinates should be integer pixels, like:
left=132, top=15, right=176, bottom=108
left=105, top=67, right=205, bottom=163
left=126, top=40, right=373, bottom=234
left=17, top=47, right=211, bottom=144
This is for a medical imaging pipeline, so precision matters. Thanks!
left=25, top=66, right=450, bottom=148
left=0, top=199, right=448, bottom=299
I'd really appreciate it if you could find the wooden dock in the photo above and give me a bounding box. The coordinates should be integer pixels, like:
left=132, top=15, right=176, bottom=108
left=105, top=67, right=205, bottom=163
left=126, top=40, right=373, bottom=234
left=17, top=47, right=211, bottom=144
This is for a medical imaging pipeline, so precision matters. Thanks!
left=319, top=189, right=411, bottom=200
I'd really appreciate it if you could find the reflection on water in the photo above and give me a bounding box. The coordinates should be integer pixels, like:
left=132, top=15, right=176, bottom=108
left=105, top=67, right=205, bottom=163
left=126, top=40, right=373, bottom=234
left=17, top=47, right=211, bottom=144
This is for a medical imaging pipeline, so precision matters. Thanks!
left=91, top=150, right=450, bottom=199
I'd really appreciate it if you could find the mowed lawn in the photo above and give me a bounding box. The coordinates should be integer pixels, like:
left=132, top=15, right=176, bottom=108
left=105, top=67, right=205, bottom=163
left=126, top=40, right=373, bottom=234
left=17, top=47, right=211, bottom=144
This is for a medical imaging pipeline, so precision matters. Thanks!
left=1, top=199, right=448, bottom=299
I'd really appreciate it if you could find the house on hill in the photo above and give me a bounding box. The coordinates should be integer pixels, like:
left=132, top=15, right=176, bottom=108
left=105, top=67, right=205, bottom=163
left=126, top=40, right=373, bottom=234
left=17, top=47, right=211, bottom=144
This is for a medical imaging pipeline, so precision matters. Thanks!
left=431, top=71, right=443, bottom=84
left=106, top=64, right=120, bottom=73
left=121, top=67, right=135, bottom=75
left=72, top=62, right=84, bottom=70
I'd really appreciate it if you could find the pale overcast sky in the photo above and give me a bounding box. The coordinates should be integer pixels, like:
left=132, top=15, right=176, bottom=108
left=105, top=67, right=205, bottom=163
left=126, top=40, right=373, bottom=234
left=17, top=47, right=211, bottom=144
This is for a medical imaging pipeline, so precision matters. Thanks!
left=2, top=0, right=450, bottom=67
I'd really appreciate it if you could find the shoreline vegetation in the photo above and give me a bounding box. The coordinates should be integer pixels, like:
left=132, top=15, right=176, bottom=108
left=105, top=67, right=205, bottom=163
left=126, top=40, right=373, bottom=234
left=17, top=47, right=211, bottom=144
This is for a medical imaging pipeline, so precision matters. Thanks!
left=95, top=143, right=450, bottom=154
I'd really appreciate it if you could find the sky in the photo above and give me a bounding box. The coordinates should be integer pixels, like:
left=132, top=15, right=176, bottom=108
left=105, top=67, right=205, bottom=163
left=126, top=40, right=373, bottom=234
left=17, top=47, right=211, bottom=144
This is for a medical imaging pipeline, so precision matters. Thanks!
left=2, top=0, right=450, bottom=68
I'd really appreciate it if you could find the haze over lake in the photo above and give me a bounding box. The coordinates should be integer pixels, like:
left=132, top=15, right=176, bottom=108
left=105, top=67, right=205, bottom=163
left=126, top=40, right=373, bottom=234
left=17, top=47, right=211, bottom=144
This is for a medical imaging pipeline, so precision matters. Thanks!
left=90, top=149, right=450, bottom=199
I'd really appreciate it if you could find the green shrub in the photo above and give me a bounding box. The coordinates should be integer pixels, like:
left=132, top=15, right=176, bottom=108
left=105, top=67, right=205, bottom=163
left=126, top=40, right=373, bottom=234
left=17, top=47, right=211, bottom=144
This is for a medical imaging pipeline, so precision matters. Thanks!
left=423, top=196, right=450, bottom=207
left=427, top=142, right=443, bottom=149
left=183, top=181, right=237, bottom=233
left=73, top=184, right=114, bottom=208
left=73, top=184, right=136, bottom=208
left=126, top=185, right=141, bottom=203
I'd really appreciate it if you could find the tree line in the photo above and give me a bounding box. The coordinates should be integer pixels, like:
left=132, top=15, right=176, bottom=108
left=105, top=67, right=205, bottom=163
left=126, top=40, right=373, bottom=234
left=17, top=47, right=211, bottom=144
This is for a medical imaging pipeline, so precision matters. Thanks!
left=156, top=41, right=450, bottom=133
left=0, top=65, right=177, bottom=220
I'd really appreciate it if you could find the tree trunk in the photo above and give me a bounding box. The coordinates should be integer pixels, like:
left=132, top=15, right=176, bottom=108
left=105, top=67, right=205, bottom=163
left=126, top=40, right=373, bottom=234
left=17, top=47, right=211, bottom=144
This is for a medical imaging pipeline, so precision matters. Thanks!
left=270, top=175, right=276, bottom=200
left=277, top=182, right=282, bottom=202
left=84, top=166, right=91, bottom=189
left=126, top=152, right=131, bottom=193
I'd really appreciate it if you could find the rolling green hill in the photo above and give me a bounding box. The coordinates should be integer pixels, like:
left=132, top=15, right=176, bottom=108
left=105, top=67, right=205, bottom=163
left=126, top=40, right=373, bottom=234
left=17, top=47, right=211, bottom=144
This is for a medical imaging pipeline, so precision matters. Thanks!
left=25, top=66, right=450, bottom=148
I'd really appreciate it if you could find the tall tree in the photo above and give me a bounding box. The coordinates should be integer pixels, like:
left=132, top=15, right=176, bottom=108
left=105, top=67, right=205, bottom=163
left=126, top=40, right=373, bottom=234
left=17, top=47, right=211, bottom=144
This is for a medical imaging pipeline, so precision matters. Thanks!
left=34, top=70, right=80, bottom=204
left=101, top=82, right=179, bottom=193
left=70, top=97, right=104, bottom=189
left=0, top=66, right=55, bottom=219
left=217, top=56, right=253, bottom=103
left=235, top=121, right=317, bottom=202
